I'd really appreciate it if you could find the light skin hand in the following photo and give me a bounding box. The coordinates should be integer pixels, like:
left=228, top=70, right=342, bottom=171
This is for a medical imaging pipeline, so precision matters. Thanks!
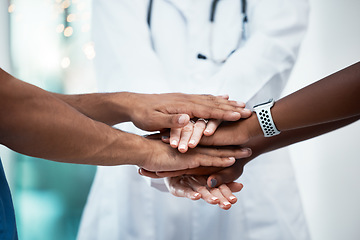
left=162, top=104, right=252, bottom=153
left=165, top=175, right=243, bottom=210
left=170, top=119, right=223, bottom=152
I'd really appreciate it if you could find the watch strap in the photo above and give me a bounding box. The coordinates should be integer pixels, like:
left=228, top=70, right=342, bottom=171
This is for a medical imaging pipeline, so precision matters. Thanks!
left=253, top=99, right=280, bottom=137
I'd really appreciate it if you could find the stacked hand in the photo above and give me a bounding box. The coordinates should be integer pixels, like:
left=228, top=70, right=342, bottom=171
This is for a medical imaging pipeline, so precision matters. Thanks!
left=140, top=110, right=257, bottom=210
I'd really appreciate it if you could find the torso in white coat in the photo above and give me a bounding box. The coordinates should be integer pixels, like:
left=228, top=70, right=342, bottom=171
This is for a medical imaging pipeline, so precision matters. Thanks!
left=78, top=0, right=311, bottom=239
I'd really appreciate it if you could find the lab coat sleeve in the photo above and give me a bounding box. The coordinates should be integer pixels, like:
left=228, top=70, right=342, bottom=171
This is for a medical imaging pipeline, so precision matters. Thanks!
left=212, top=0, right=310, bottom=108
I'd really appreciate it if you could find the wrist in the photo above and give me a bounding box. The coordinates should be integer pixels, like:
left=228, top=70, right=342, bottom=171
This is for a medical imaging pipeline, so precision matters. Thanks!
left=113, top=131, right=154, bottom=167
left=134, top=137, right=161, bottom=170
left=245, top=112, right=263, bottom=140
left=253, top=99, right=281, bottom=137
left=105, top=92, right=134, bottom=124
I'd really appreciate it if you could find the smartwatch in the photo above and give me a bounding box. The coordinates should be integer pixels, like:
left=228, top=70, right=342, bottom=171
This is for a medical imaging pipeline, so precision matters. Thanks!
left=253, top=99, right=280, bottom=137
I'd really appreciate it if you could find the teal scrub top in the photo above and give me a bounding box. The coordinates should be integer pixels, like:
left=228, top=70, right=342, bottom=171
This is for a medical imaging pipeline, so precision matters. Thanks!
left=0, top=158, right=18, bottom=239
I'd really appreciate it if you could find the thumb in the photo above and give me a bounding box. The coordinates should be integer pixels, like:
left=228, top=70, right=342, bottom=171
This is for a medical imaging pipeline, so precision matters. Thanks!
left=207, top=167, right=244, bottom=188
left=158, top=113, right=190, bottom=128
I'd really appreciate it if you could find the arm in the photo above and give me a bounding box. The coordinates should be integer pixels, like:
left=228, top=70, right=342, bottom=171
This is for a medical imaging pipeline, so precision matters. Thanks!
left=53, top=92, right=246, bottom=130
left=0, top=68, right=239, bottom=171
left=146, top=115, right=359, bottom=202
left=206, top=115, right=360, bottom=187
left=201, top=61, right=360, bottom=186
left=202, top=61, right=360, bottom=147
left=149, top=62, right=360, bottom=181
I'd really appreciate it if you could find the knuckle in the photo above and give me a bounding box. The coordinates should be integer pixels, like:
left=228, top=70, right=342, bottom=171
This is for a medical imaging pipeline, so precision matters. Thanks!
left=183, top=124, right=194, bottom=132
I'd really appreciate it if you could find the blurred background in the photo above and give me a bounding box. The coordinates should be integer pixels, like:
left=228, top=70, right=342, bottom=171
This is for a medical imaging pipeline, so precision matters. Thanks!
left=0, top=0, right=96, bottom=239
left=0, top=0, right=359, bottom=240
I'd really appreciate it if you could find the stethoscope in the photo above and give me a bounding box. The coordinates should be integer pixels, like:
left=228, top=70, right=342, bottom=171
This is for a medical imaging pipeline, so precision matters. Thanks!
left=147, top=0, right=248, bottom=64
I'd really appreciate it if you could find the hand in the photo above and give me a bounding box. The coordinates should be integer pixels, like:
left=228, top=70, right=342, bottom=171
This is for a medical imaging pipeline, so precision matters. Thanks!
left=139, top=155, right=249, bottom=189
left=161, top=102, right=252, bottom=153
left=128, top=93, right=247, bottom=131
left=200, top=113, right=259, bottom=146
left=161, top=118, right=223, bottom=153
left=165, top=175, right=243, bottom=210
left=139, top=139, right=252, bottom=173
left=205, top=159, right=248, bottom=188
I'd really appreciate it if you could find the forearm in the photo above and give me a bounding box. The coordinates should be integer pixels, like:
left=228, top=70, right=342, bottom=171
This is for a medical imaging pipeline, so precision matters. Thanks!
left=53, top=92, right=132, bottom=126
left=0, top=69, right=149, bottom=165
left=246, top=116, right=360, bottom=158
left=203, top=116, right=360, bottom=187
left=271, top=62, right=360, bottom=132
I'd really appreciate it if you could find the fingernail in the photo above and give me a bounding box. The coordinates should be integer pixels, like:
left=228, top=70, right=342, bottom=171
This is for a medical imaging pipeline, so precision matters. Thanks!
left=237, top=101, right=245, bottom=107
left=242, top=148, right=252, bottom=155
left=204, top=129, right=211, bottom=134
left=211, top=197, right=218, bottom=201
left=229, top=196, right=236, bottom=201
left=223, top=202, right=231, bottom=207
left=193, top=193, right=200, bottom=199
left=178, top=115, right=188, bottom=125
left=231, top=112, right=241, bottom=117
left=162, top=136, right=169, bottom=140
left=228, top=157, right=235, bottom=161
left=210, top=178, right=217, bottom=188
left=179, top=144, right=186, bottom=150
left=189, top=139, right=195, bottom=145
left=171, top=140, right=177, bottom=145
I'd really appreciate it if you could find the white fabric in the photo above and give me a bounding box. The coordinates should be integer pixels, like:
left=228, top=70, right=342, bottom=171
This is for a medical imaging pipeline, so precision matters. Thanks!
left=78, top=0, right=311, bottom=239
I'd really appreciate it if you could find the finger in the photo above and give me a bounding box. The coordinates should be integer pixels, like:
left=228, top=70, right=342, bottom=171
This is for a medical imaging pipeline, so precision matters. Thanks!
left=170, top=128, right=182, bottom=148
left=167, top=177, right=202, bottom=200
left=154, top=113, right=191, bottom=129
left=188, top=119, right=207, bottom=148
left=138, top=168, right=162, bottom=178
left=155, top=166, right=222, bottom=178
left=226, top=182, right=244, bottom=193
left=185, top=155, right=236, bottom=169
left=203, top=119, right=222, bottom=136
left=146, top=132, right=163, bottom=140
left=218, top=183, right=241, bottom=204
left=161, top=135, right=170, bottom=143
left=194, top=147, right=252, bottom=160
left=178, top=122, right=194, bottom=153
left=209, top=187, right=232, bottom=210
left=217, top=96, right=246, bottom=111
left=184, top=95, right=243, bottom=120
left=239, top=108, right=252, bottom=118
left=191, top=105, right=242, bottom=122
left=207, top=164, right=243, bottom=188
left=200, top=122, right=246, bottom=146
left=235, top=101, right=246, bottom=108
left=185, top=177, right=219, bottom=205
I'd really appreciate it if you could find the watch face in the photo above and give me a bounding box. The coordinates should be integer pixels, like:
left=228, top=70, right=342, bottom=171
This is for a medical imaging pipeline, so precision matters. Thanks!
left=253, top=99, right=273, bottom=109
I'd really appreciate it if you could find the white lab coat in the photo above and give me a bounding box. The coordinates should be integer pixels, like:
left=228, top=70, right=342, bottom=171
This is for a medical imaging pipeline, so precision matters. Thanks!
left=78, top=0, right=311, bottom=239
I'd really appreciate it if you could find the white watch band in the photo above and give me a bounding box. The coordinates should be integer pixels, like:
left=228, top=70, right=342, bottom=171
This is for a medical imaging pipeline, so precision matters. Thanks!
left=253, top=99, right=280, bottom=137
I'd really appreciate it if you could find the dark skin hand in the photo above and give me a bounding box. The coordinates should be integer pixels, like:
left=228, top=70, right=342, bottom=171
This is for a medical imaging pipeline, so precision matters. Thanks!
left=54, top=92, right=248, bottom=130
left=142, top=61, right=360, bottom=190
